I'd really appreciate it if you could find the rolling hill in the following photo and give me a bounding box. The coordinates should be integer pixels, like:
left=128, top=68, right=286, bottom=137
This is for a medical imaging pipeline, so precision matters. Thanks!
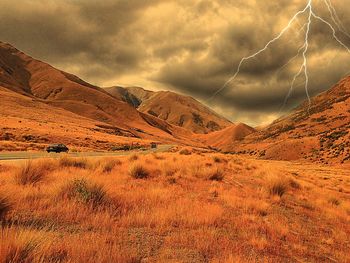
left=105, top=86, right=232, bottom=134
left=224, top=76, right=350, bottom=163
left=0, top=41, right=205, bottom=150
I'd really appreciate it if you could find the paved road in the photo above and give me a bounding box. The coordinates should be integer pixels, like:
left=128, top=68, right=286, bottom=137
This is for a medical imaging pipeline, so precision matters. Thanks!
left=0, top=144, right=173, bottom=161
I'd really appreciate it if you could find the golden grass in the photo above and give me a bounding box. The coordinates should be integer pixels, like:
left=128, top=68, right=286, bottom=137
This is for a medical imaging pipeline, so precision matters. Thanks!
left=95, top=158, right=122, bottom=173
left=57, top=179, right=108, bottom=209
left=14, top=160, right=52, bottom=185
left=128, top=163, right=149, bottom=179
left=266, top=176, right=289, bottom=197
left=0, top=193, right=11, bottom=221
left=58, top=156, right=88, bottom=169
left=0, top=154, right=349, bottom=262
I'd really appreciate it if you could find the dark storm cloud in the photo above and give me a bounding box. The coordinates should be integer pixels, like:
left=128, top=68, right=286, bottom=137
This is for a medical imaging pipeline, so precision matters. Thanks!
left=0, top=0, right=349, bottom=125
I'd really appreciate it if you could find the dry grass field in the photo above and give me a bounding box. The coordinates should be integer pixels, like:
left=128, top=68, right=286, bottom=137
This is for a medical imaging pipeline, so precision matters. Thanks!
left=0, top=149, right=349, bottom=262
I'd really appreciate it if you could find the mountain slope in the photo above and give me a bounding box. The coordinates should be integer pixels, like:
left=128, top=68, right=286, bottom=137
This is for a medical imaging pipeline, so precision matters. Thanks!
left=228, top=76, right=350, bottom=163
left=105, top=86, right=232, bottom=134
left=0, top=41, right=205, bottom=147
left=196, top=123, right=256, bottom=149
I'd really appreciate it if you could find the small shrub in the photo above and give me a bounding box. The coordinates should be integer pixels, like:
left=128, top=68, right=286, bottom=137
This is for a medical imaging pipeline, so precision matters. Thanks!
left=14, top=160, right=51, bottom=185
left=267, top=177, right=288, bottom=197
left=208, top=167, right=224, bottom=181
left=0, top=194, right=12, bottom=220
left=129, top=163, right=149, bottom=179
left=58, top=179, right=107, bottom=208
left=179, top=148, right=191, bottom=155
left=59, top=156, right=88, bottom=169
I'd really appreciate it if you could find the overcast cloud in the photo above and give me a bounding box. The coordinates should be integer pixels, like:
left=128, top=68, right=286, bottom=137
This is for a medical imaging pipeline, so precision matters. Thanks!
left=1, top=0, right=350, bottom=125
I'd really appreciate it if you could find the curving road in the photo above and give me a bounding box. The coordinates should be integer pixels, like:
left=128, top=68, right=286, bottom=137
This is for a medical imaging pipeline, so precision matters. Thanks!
left=0, top=144, right=173, bottom=161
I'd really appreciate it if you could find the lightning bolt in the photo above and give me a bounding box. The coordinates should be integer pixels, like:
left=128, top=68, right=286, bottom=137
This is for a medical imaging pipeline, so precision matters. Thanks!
left=210, top=0, right=350, bottom=112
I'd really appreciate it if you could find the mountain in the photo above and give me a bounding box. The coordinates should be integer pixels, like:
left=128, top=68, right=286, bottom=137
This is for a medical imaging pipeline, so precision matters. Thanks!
left=226, top=76, right=350, bottom=163
left=105, top=86, right=232, bottom=134
left=196, top=123, right=256, bottom=149
left=0, top=41, right=206, bottom=150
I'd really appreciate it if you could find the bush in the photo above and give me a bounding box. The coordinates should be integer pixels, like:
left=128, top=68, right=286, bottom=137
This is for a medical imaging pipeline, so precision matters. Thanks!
left=59, top=156, right=88, bottom=169
left=267, top=177, right=288, bottom=197
left=129, top=163, right=149, bottom=179
left=14, top=160, right=51, bottom=185
left=0, top=194, right=12, bottom=220
left=58, top=179, right=107, bottom=208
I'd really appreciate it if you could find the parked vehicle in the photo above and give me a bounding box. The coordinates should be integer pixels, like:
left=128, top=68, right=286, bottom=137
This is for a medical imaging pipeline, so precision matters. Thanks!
left=46, top=144, right=69, bottom=153
left=150, top=142, right=157, bottom=149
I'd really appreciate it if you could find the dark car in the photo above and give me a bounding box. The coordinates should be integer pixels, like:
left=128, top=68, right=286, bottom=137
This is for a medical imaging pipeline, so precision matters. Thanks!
left=46, top=144, right=69, bottom=153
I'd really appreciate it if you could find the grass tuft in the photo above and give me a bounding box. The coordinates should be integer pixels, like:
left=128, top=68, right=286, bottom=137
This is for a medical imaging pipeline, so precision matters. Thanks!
left=179, top=148, right=191, bottom=155
left=267, top=177, right=288, bottom=197
left=208, top=167, right=225, bottom=181
left=0, top=194, right=12, bottom=221
left=328, top=197, right=341, bottom=206
left=96, top=158, right=122, bottom=173
left=129, top=163, right=149, bottom=179
left=0, top=228, right=45, bottom=263
left=14, top=160, right=51, bottom=185
left=59, top=156, right=88, bottom=169
left=58, top=179, right=107, bottom=208
left=129, top=154, right=139, bottom=162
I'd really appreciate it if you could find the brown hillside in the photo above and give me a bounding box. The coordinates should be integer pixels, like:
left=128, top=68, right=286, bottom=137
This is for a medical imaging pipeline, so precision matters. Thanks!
left=106, top=86, right=232, bottom=134
left=224, top=76, right=350, bottom=163
left=0, top=41, right=203, bottom=146
left=197, top=123, right=255, bottom=149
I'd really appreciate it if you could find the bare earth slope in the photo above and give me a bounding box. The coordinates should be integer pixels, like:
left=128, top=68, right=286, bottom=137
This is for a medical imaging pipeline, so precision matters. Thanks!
left=106, top=86, right=232, bottom=134
left=226, top=76, right=350, bottom=163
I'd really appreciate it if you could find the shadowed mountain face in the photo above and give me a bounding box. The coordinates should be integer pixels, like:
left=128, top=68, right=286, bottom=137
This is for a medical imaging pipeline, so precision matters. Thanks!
left=105, top=86, right=232, bottom=134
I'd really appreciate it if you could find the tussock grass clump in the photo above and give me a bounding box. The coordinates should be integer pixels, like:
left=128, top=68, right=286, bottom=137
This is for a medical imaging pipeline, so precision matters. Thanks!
left=329, top=197, right=341, bottom=206
left=58, top=179, right=107, bottom=208
left=213, top=156, right=223, bottom=163
left=96, top=158, right=122, bottom=173
left=179, top=148, right=191, bottom=155
left=129, top=163, right=149, bottom=179
left=267, top=177, right=289, bottom=197
left=14, top=160, right=51, bottom=185
left=163, top=165, right=178, bottom=177
left=0, top=228, right=46, bottom=262
left=289, top=178, right=301, bottom=189
left=208, top=167, right=225, bottom=181
left=0, top=194, right=12, bottom=221
left=129, top=154, right=139, bottom=162
left=59, top=156, right=88, bottom=169
left=152, top=153, right=165, bottom=160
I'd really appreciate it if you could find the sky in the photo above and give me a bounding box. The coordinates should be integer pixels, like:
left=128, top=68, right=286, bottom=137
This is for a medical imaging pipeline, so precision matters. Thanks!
left=0, top=0, right=350, bottom=126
